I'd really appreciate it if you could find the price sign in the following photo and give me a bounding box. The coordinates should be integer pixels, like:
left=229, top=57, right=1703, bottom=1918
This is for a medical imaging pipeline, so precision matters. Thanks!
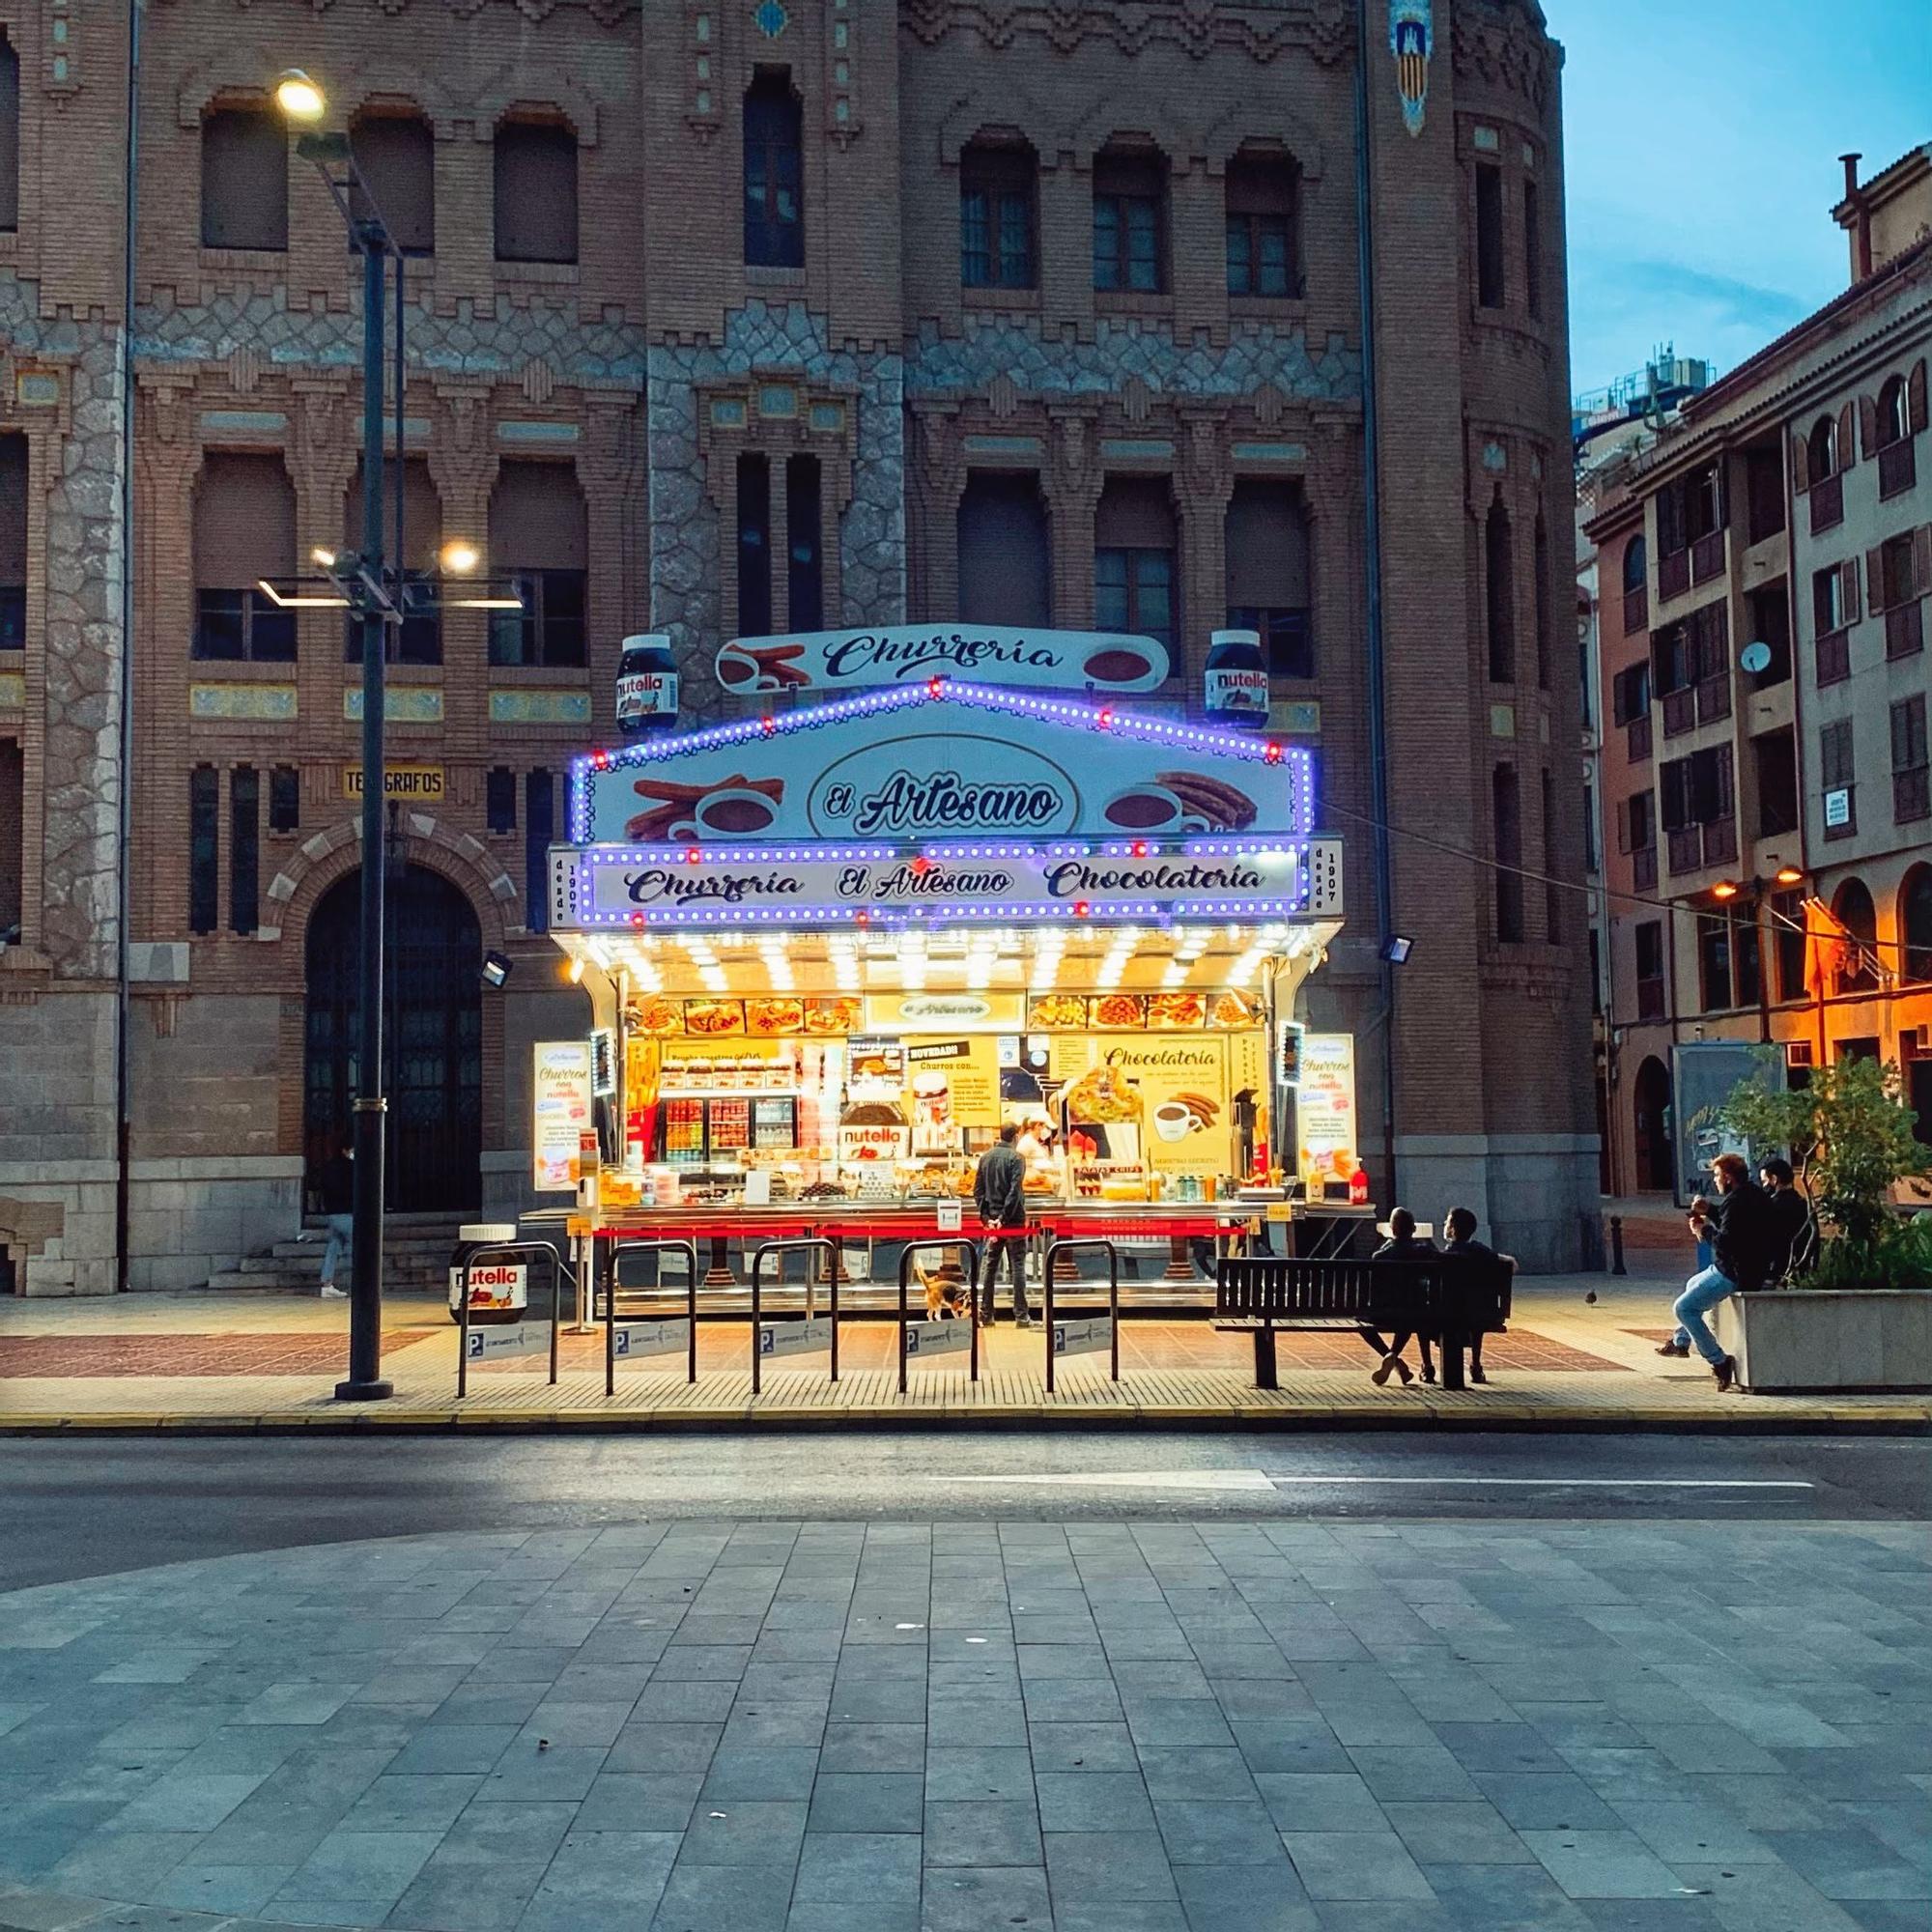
left=757, top=1316, right=835, bottom=1358
left=936, top=1199, right=963, bottom=1233
left=1050, top=1318, right=1113, bottom=1359
left=611, top=1319, right=692, bottom=1361
left=904, top=1318, right=972, bottom=1358
left=464, top=1323, right=547, bottom=1361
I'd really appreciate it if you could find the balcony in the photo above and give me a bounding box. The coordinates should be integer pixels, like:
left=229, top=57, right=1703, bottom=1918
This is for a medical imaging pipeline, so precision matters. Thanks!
left=1695, top=673, right=1732, bottom=724
left=1662, top=688, right=1696, bottom=737
left=1633, top=844, right=1658, bottom=892
left=1702, top=816, right=1737, bottom=867
left=1690, top=530, right=1726, bottom=586
left=1886, top=598, right=1924, bottom=661
left=1623, top=585, right=1648, bottom=635
left=1667, top=826, right=1703, bottom=874
left=1658, top=548, right=1690, bottom=601
left=1816, top=628, right=1850, bottom=686
left=1879, top=438, right=1917, bottom=499
left=1808, top=471, right=1844, bottom=533
left=1897, top=767, right=1931, bottom=825
left=1626, top=713, right=1653, bottom=762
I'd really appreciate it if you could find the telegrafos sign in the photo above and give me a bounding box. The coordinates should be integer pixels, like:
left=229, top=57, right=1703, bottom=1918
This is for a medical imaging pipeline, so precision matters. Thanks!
left=715, top=624, right=1171, bottom=696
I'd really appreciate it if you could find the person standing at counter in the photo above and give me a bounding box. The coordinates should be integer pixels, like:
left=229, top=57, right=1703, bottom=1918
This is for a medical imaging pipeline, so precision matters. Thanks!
left=975, top=1123, right=1033, bottom=1328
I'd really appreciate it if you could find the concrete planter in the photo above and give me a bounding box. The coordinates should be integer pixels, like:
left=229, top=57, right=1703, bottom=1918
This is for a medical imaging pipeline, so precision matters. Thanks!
left=1716, top=1288, right=1932, bottom=1393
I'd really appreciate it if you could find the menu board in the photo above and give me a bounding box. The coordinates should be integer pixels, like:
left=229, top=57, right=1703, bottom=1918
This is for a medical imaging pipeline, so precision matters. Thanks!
left=903, top=1036, right=1001, bottom=1130
left=532, top=1040, right=595, bottom=1191
left=1025, top=990, right=1264, bottom=1033
left=1052, top=1034, right=1231, bottom=1181
left=1296, top=1034, right=1357, bottom=1188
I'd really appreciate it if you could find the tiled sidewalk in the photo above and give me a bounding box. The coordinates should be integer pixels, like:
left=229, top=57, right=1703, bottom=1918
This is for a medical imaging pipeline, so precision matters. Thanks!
left=2, top=1520, right=1928, bottom=1931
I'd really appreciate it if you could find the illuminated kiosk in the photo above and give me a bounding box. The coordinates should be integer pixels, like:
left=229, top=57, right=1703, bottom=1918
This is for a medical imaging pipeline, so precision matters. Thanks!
left=543, top=661, right=1346, bottom=1283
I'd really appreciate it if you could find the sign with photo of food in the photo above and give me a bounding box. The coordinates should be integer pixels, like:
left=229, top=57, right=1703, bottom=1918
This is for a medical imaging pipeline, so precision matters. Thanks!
left=1146, top=991, right=1207, bottom=1030
left=1027, top=994, right=1089, bottom=1031
left=682, top=998, right=745, bottom=1037
left=746, top=998, right=806, bottom=1037
left=1088, top=993, right=1147, bottom=1031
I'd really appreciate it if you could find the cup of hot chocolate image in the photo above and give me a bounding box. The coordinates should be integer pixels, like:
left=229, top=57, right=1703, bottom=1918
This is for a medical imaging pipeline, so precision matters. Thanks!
left=694, top=787, right=781, bottom=837
left=1101, top=784, right=1185, bottom=833
left=1153, top=1101, right=1193, bottom=1142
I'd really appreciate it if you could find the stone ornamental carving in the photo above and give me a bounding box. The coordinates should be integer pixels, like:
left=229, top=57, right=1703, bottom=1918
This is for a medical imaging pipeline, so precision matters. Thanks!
left=900, top=1, right=1349, bottom=66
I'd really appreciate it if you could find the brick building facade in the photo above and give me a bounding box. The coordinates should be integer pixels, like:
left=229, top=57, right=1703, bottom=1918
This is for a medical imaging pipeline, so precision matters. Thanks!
left=0, top=0, right=1596, bottom=1293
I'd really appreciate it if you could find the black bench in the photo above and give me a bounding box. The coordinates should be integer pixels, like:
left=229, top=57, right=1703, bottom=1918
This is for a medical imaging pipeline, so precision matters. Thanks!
left=1213, top=1254, right=1515, bottom=1393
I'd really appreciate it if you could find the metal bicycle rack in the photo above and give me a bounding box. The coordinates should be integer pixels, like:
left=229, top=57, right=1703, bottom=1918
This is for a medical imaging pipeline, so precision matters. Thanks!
left=1040, top=1236, right=1121, bottom=1392
left=896, top=1238, right=984, bottom=1395
left=604, top=1237, right=701, bottom=1396
left=455, top=1240, right=566, bottom=1399
left=750, top=1237, right=841, bottom=1394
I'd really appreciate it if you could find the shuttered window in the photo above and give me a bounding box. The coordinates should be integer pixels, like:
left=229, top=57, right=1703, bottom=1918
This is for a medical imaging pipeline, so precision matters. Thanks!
left=957, top=473, right=1050, bottom=627
left=351, top=114, right=435, bottom=256
left=488, top=462, right=587, bottom=667
left=193, top=455, right=297, bottom=661
left=494, top=122, right=578, bottom=265
left=201, top=106, right=287, bottom=251
left=0, top=34, right=18, bottom=235
left=1094, top=478, right=1177, bottom=653
left=0, top=434, right=24, bottom=651
left=344, top=459, right=443, bottom=664
left=1225, top=480, right=1312, bottom=679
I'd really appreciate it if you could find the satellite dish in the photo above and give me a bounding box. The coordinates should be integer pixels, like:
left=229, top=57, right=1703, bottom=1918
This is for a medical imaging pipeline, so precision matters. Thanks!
left=1739, top=640, right=1773, bottom=674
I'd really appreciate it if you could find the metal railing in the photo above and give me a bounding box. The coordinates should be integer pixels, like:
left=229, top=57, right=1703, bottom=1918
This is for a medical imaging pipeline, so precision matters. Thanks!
left=455, top=1240, right=565, bottom=1399
left=1040, top=1237, right=1120, bottom=1392
left=604, top=1237, right=700, bottom=1396
left=896, top=1238, right=984, bottom=1394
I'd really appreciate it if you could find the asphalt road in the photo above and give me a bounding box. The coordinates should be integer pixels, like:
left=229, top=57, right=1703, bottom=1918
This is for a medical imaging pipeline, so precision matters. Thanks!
left=2, top=1431, right=1926, bottom=1590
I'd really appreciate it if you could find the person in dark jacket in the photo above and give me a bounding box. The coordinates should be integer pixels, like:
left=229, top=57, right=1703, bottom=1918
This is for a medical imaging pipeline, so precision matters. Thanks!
left=1441, top=1205, right=1499, bottom=1384
left=1758, top=1157, right=1810, bottom=1283
left=315, top=1140, right=355, bottom=1298
left=974, top=1123, right=1032, bottom=1327
left=1369, top=1208, right=1436, bottom=1386
left=1662, top=1152, right=1770, bottom=1389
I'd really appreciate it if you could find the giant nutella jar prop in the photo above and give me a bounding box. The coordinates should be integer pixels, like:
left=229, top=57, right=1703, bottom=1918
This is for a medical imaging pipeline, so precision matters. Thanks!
left=616, top=634, right=680, bottom=738
left=1203, top=628, right=1269, bottom=729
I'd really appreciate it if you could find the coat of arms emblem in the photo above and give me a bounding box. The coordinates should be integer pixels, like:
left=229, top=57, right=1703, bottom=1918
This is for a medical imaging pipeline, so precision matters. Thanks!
left=1390, top=1, right=1433, bottom=136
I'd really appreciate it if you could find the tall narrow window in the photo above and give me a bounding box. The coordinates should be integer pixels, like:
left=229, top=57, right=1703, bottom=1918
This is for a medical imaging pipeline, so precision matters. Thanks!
left=494, top=121, right=578, bottom=265
left=1533, top=512, right=1551, bottom=689
left=1821, top=717, right=1857, bottom=838
left=1492, top=764, right=1523, bottom=942
left=1094, top=148, right=1166, bottom=294
left=1094, top=478, right=1178, bottom=658
left=0, top=737, right=21, bottom=942
left=230, top=766, right=260, bottom=936
left=1541, top=767, right=1561, bottom=941
left=736, top=455, right=773, bottom=637
left=1485, top=495, right=1514, bottom=683
left=488, top=463, right=587, bottom=668
left=1225, top=480, right=1313, bottom=679
left=1901, top=867, right=1932, bottom=983
left=201, top=105, right=287, bottom=251
left=1522, top=176, right=1542, bottom=319
left=486, top=767, right=517, bottom=836
left=351, top=113, right=435, bottom=256
left=194, top=455, right=297, bottom=662
left=0, top=435, right=24, bottom=651
left=1773, top=890, right=1806, bottom=1001
left=959, top=140, right=1037, bottom=290
left=526, top=770, right=554, bottom=933
left=269, top=766, right=300, bottom=835
left=1475, top=162, right=1504, bottom=309
left=744, top=73, right=804, bottom=268
left=1225, top=150, right=1298, bottom=298
left=1893, top=694, right=1930, bottom=825
left=1833, top=879, right=1878, bottom=992
left=189, top=766, right=220, bottom=935
left=0, top=34, right=18, bottom=234
left=785, top=455, right=823, bottom=633
left=958, top=473, right=1050, bottom=627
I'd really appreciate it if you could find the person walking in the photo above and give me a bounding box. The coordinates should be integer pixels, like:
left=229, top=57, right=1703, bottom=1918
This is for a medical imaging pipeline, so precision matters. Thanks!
left=316, top=1139, right=355, bottom=1300
left=974, top=1122, right=1032, bottom=1328
left=1758, top=1157, right=1810, bottom=1284
left=1369, top=1207, right=1436, bottom=1385
left=1656, top=1151, right=1769, bottom=1389
left=1441, top=1205, right=1499, bottom=1384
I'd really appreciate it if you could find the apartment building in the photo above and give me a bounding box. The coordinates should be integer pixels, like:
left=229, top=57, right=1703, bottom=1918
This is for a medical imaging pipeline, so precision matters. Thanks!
left=1589, top=145, right=1932, bottom=1195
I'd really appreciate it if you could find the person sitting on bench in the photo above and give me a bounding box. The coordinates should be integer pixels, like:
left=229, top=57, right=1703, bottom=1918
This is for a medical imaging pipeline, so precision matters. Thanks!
left=1370, top=1207, right=1435, bottom=1386
left=1441, top=1205, right=1497, bottom=1385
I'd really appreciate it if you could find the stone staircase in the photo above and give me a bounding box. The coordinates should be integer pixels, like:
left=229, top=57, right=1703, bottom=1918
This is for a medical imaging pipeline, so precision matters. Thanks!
left=204, top=1213, right=469, bottom=1296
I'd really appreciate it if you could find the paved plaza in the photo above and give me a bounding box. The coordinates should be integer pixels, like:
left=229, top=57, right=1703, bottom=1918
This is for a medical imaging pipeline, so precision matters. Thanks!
left=2, top=1516, right=1928, bottom=1932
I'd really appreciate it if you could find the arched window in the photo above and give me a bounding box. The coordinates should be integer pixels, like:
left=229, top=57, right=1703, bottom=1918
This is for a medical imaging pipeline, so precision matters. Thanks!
left=959, top=137, right=1037, bottom=290
left=1879, top=376, right=1909, bottom=448
left=201, top=104, right=287, bottom=251
left=1622, top=535, right=1647, bottom=595
left=1225, top=148, right=1298, bottom=298
left=1807, top=414, right=1838, bottom=481
left=1901, top=866, right=1932, bottom=984
left=1621, top=533, right=1647, bottom=634
left=958, top=473, right=1050, bottom=626
left=351, top=111, right=435, bottom=257
left=744, top=72, right=803, bottom=268
left=495, top=119, right=578, bottom=265
left=1833, top=877, right=1878, bottom=993
left=1485, top=494, right=1514, bottom=683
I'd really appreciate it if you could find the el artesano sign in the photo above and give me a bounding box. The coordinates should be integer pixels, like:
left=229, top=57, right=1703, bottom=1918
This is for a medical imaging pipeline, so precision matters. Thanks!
left=715, top=625, right=1171, bottom=696
left=578, top=685, right=1312, bottom=845
left=552, top=842, right=1341, bottom=930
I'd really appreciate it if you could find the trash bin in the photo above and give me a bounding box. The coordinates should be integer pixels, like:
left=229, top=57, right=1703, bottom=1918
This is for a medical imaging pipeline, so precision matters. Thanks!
left=446, top=1222, right=525, bottom=1325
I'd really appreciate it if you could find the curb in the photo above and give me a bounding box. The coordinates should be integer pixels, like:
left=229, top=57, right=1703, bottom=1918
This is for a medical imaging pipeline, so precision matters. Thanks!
left=1, top=1404, right=1925, bottom=1436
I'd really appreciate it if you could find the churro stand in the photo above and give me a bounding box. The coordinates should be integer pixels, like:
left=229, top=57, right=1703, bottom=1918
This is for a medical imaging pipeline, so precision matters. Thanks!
left=537, top=624, right=1350, bottom=1308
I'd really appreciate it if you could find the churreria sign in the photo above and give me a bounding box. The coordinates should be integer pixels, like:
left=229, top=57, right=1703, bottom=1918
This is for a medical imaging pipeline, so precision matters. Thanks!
left=714, top=624, right=1172, bottom=696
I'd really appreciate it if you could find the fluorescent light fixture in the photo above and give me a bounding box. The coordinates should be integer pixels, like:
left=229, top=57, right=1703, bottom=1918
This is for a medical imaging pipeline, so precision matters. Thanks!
left=256, top=578, right=347, bottom=610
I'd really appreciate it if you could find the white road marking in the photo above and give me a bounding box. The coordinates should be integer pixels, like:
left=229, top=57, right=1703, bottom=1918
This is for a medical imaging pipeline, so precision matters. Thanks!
left=1264, top=1475, right=1814, bottom=1490
left=943, top=1470, right=1815, bottom=1492
left=945, top=1470, right=1279, bottom=1492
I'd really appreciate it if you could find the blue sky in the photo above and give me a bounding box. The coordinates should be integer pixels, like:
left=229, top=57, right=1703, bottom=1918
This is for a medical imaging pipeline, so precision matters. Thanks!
left=1547, top=0, right=1929, bottom=396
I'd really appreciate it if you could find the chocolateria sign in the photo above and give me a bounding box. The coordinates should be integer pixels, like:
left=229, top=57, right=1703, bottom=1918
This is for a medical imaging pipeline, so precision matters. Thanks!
left=715, top=625, right=1171, bottom=696
left=578, top=683, right=1312, bottom=845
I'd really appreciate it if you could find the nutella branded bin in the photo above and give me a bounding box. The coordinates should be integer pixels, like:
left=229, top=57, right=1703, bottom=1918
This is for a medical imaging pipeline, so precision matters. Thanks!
left=446, top=1221, right=526, bottom=1324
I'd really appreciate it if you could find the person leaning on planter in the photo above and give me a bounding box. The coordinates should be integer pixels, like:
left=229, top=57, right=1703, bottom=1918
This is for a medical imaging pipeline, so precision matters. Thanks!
left=1657, top=1152, right=1773, bottom=1389
left=1757, top=1157, right=1811, bottom=1283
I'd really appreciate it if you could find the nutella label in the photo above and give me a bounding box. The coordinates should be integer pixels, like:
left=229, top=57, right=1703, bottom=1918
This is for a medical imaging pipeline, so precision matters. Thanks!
left=1204, top=666, right=1270, bottom=713
left=617, top=670, right=679, bottom=720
